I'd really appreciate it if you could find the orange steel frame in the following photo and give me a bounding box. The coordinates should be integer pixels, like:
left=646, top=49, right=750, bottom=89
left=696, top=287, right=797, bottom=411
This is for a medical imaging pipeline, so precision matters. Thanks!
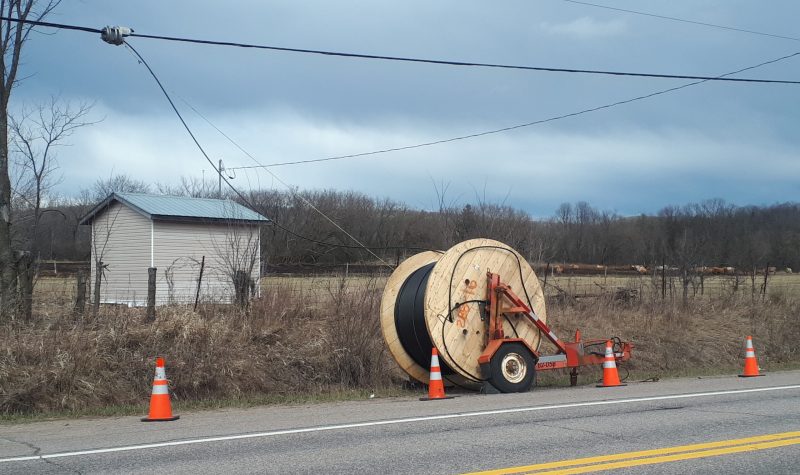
left=477, top=272, right=633, bottom=385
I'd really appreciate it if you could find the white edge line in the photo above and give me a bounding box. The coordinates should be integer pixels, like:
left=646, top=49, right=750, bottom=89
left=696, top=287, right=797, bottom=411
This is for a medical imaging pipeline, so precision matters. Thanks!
left=2, top=384, right=799, bottom=463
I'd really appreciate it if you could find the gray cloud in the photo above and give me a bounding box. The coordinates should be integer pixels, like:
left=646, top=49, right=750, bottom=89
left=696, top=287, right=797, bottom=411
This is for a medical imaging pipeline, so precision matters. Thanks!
left=12, top=0, right=800, bottom=216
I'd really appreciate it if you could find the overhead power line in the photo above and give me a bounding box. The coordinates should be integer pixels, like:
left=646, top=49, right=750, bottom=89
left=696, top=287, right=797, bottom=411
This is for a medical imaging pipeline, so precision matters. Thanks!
left=561, top=0, right=800, bottom=42
left=226, top=50, right=800, bottom=171
left=122, top=42, right=398, bottom=265
left=3, top=15, right=800, bottom=84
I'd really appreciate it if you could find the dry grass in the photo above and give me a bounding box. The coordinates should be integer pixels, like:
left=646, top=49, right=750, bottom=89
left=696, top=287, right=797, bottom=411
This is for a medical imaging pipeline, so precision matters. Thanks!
left=2, top=274, right=799, bottom=418
left=543, top=272, right=800, bottom=300
left=261, top=273, right=800, bottom=307
left=542, top=290, right=800, bottom=384
left=1, top=275, right=400, bottom=417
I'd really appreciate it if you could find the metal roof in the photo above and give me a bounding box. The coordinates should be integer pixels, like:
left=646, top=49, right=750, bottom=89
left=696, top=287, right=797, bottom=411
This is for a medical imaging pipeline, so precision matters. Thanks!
left=79, top=193, right=270, bottom=225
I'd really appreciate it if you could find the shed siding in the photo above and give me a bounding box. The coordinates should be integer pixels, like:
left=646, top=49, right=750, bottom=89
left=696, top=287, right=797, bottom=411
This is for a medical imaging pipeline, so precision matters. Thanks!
left=152, top=221, right=260, bottom=304
left=90, top=201, right=152, bottom=305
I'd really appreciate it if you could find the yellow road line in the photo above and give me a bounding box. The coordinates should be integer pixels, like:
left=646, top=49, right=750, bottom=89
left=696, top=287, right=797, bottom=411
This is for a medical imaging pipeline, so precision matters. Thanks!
left=530, top=438, right=800, bottom=474
left=464, top=431, right=800, bottom=475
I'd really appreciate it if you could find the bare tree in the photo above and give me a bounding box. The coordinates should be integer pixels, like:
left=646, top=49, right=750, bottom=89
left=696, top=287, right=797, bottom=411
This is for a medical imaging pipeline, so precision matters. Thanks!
left=221, top=224, right=260, bottom=309
left=10, top=97, right=93, bottom=248
left=91, top=173, right=151, bottom=200
left=0, top=0, right=62, bottom=319
left=90, top=206, right=120, bottom=317
left=156, top=175, right=218, bottom=198
left=210, top=204, right=261, bottom=308
left=8, top=98, right=94, bottom=320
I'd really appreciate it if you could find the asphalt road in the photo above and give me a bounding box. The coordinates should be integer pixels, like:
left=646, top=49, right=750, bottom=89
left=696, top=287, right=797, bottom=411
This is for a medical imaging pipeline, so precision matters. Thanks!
left=1, top=371, right=798, bottom=474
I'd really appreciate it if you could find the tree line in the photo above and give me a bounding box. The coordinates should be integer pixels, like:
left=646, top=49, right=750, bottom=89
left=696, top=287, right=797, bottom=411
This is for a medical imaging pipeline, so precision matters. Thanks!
left=18, top=175, right=800, bottom=275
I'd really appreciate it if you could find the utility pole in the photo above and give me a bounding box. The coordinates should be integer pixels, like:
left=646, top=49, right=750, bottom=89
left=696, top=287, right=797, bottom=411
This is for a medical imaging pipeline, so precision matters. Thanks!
left=218, top=159, right=224, bottom=198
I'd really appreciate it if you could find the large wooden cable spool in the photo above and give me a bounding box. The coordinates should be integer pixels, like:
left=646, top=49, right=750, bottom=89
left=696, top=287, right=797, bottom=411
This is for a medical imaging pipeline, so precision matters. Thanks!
left=380, top=238, right=547, bottom=387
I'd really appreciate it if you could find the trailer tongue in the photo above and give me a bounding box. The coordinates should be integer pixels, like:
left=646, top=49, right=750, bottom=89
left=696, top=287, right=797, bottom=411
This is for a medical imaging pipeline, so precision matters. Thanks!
left=478, top=271, right=633, bottom=392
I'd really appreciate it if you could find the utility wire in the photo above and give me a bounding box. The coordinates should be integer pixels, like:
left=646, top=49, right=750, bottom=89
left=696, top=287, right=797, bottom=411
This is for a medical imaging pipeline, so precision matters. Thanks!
left=17, top=15, right=800, bottom=250
left=122, top=41, right=396, bottom=266
left=227, top=50, right=800, bottom=171
left=174, top=96, right=433, bottom=253
left=561, top=0, right=800, bottom=42
left=177, top=95, right=434, bottom=254
left=3, top=15, right=800, bottom=84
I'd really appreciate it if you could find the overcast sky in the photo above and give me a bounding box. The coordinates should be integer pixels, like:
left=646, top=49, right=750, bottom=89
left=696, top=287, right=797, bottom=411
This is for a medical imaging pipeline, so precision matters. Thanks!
left=14, top=0, right=800, bottom=217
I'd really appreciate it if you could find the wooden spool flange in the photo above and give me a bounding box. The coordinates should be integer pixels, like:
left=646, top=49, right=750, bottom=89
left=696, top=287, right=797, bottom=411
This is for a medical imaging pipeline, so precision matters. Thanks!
left=381, top=239, right=547, bottom=385
left=380, top=250, right=442, bottom=385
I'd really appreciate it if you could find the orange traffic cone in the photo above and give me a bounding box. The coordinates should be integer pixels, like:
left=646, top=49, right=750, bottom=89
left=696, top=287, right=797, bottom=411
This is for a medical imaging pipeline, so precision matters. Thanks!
left=142, top=357, right=180, bottom=422
left=597, top=340, right=626, bottom=388
left=739, top=336, right=764, bottom=377
left=420, top=348, right=453, bottom=401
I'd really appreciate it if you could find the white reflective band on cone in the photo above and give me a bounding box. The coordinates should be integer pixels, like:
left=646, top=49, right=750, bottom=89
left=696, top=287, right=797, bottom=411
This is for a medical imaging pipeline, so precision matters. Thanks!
left=155, top=367, right=166, bottom=380
left=430, top=371, right=442, bottom=381
left=431, top=355, right=440, bottom=366
left=151, top=384, right=169, bottom=395
left=746, top=351, right=756, bottom=357
left=603, top=360, right=617, bottom=369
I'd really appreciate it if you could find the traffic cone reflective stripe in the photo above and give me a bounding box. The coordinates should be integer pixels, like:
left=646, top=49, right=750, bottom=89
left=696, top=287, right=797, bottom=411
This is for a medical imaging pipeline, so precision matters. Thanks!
left=142, top=357, right=180, bottom=422
left=739, top=336, right=764, bottom=377
left=420, top=348, right=453, bottom=401
left=597, top=340, right=626, bottom=388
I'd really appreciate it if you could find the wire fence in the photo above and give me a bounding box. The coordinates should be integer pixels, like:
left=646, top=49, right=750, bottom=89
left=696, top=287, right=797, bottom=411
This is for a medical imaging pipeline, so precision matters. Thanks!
left=259, top=271, right=800, bottom=308
left=30, top=267, right=800, bottom=317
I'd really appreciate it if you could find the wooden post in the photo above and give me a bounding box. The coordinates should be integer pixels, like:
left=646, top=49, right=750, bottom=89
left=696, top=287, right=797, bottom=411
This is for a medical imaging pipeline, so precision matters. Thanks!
left=661, top=257, right=666, bottom=301
left=700, top=272, right=705, bottom=296
left=16, top=251, right=33, bottom=321
left=146, top=267, right=157, bottom=322
left=761, top=262, right=770, bottom=299
left=193, top=256, right=205, bottom=311
left=543, top=262, right=550, bottom=294
left=74, top=270, right=87, bottom=318
left=681, top=268, right=689, bottom=307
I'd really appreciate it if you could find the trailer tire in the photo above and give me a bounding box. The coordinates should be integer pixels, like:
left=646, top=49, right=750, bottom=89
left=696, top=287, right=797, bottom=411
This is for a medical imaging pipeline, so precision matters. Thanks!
left=489, top=343, right=536, bottom=393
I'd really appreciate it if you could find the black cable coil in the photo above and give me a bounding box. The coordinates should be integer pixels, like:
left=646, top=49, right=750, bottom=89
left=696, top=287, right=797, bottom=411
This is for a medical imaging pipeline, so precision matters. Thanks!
left=394, top=262, right=454, bottom=375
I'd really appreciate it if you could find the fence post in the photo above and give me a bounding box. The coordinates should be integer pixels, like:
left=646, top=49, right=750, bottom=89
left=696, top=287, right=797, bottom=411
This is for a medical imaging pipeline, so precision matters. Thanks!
left=700, top=272, right=705, bottom=296
left=761, top=262, right=770, bottom=300
left=16, top=251, right=33, bottom=321
left=74, top=270, right=87, bottom=318
left=194, top=256, right=205, bottom=311
left=146, top=267, right=157, bottom=322
left=543, top=262, right=550, bottom=293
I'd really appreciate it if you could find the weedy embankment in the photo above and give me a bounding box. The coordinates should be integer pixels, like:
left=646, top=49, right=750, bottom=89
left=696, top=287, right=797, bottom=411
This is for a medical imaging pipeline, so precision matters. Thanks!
left=1, top=276, right=798, bottom=418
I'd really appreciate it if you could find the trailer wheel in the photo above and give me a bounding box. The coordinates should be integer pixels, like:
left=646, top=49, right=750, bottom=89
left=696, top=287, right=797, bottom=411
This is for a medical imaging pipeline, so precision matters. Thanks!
left=489, top=343, right=536, bottom=393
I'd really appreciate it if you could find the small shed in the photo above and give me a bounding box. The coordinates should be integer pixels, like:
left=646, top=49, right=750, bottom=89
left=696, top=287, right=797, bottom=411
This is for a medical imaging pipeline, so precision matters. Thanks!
left=79, top=193, right=269, bottom=306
